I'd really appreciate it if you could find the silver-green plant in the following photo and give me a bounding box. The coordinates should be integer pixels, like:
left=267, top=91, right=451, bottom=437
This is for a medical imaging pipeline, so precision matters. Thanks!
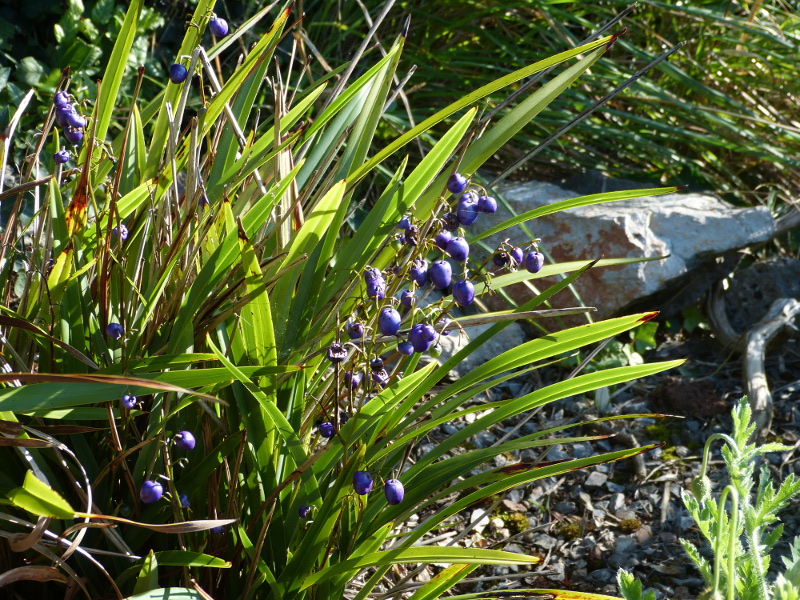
left=619, top=399, right=800, bottom=600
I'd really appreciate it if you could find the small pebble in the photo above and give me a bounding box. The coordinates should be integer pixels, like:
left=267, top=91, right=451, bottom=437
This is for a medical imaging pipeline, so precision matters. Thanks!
left=585, top=471, right=608, bottom=488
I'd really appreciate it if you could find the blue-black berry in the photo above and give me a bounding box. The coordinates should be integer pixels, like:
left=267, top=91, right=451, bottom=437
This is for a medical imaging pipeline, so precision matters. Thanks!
left=384, top=479, right=404, bottom=505
left=524, top=250, right=545, bottom=274
left=377, top=307, right=401, bottom=336
left=429, top=260, right=452, bottom=289
left=106, top=323, right=124, bottom=339
left=64, top=128, right=84, bottom=146
left=408, top=323, right=433, bottom=353
left=457, top=192, right=480, bottom=226
left=140, top=480, right=164, bottom=504
left=452, top=280, right=475, bottom=307
left=353, top=470, right=374, bottom=495
left=397, top=340, right=414, bottom=355
left=122, top=394, right=137, bottom=409
left=447, top=173, right=468, bottom=195
left=319, top=421, right=335, bottom=438
left=477, top=194, right=497, bottom=213
left=175, top=431, right=196, bottom=450
left=169, top=63, right=189, bottom=84
left=112, top=224, right=129, bottom=240
left=299, top=504, right=311, bottom=519
left=326, top=342, right=348, bottom=363
left=346, top=321, right=364, bottom=339
left=344, top=370, right=362, bottom=389
left=54, top=91, right=70, bottom=107
left=434, top=230, right=452, bottom=251
left=409, top=259, right=428, bottom=287
left=208, top=16, right=229, bottom=36
left=401, top=290, right=415, bottom=308
left=446, top=237, right=469, bottom=262
left=53, top=149, right=70, bottom=164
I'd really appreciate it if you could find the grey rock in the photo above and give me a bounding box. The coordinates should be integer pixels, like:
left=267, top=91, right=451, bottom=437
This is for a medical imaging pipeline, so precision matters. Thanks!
left=585, top=471, right=608, bottom=488
left=609, top=492, right=626, bottom=512
left=547, top=444, right=571, bottom=461
left=615, top=535, right=637, bottom=553
left=555, top=500, right=577, bottom=514
left=571, top=442, right=592, bottom=459
left=532, top=533, right=558, bottom=550
left=588, top=568, right=616, bottom=584
left=483, top=179, right=775, bottom=323
left=606, top=482, right=626, bottom=493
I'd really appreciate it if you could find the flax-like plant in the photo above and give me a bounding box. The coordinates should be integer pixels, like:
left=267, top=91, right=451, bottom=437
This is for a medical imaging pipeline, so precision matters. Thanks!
left=0, top=2, right=683, bottom=598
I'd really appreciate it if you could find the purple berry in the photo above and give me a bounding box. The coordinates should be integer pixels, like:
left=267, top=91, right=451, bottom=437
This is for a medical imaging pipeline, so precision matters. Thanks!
left=64, top=128, right=83, bottom=146
left=401, top=289, right=415, bottom=308
left=409, top=259, right=428, bottom=287
left=65, top=111, right=87, bottom=129
left=299, top=504, right=311, bottom=519
left=524, top=250, right=545, bottom=274
left=175, top=431, right=196, bottom=450
left=452, top=280, right=475, bottom=307
left=112, top=224, right=128, bottom=240
left=54, top=91, right=70, bottom=107
left=179, top=494, right=190, bottom=507
left=398, top=215, right=411, bottom=230
left=53, top=149, right=70, bottom=164
left=364, top=267, right=382, bottom=283
left=457, top=192, right=480, bottom=226
left=140, top=480, right=163, bottom=504
left=429, top=260, right=452, bottom=289
left=121, top=394, right=137, bottom=409
left=446, top=237, right=469, bottom=262
left=353, top=470, right=374, bottom=495
left=509, top=247, right=524, bottom=267
left=169, top=63, right=189, bottom=84
left=477, top=194, right=497, bottom=213
left=370, top=357, right=384, bottom=372
left=326, top=342, right=348, bottom=363
left=346, top=321, right=364, bottom=339
left=434, top=230, right=452, bottom=251
left=403, top=224, right=419, bottom=246
left=493, top=251, right=509, bottom=267
left=420, top=323, right=436, bottom=342
left=366, top=279, right=386, bottom=300
left=447, top=173, right=468, bottom=194
left=397, top=340, right=414, bottom=355
left=55, top=104, right=73, bottom=128
left=371, top=368, right=389, bottom=386
left=319, top=421, right=335, bottom=438
left=208, top=16, right=229, bottom=36
left=384, top=479, right=404, bottom=505
left=106, top=322, right=124, bottom=339
left=408, top=324, right=433, bottom=353
left=344, top=370, right=362, bottom=389
left=377, top=307, right=401, bottom=336
left=441, top=212, right=459, bottom=232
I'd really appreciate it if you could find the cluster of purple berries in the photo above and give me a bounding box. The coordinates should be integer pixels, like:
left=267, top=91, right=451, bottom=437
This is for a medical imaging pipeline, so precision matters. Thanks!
left=352, top=470, right=404, bottom=505
left=311, top=172, right=547, bottom=510
left=52, top=90, right=85, bottom=161
left=138, top=431, right=196, bottom=504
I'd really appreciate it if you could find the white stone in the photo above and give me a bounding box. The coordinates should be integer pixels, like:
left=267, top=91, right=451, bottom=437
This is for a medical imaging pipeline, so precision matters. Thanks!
left=481, top=180, right=775, bottom=322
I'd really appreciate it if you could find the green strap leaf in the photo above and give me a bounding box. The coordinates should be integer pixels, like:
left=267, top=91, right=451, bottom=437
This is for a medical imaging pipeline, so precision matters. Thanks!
left=300, top=547, right=540, bottom=590
left=7, top=471, right=75, bottom=519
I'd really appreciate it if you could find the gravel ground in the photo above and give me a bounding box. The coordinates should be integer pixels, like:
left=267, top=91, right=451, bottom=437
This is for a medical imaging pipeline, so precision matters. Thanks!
left=395, top=328, right=800, bottom=599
